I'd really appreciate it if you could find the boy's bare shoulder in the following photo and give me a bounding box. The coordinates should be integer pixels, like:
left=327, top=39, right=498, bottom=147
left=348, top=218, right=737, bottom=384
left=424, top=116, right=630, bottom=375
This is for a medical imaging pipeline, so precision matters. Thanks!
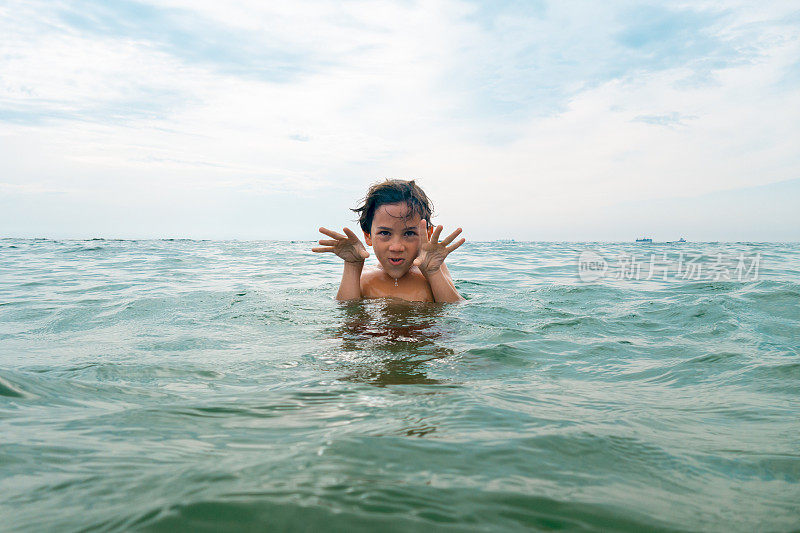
left=359, top=268, right=381, bottom=296
left=360, top=267, right=434, bottom=302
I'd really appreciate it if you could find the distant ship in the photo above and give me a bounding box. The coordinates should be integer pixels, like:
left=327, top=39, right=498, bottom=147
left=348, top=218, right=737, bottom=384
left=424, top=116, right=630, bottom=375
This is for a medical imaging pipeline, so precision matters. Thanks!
left=634, top=237, right=687, bottom=243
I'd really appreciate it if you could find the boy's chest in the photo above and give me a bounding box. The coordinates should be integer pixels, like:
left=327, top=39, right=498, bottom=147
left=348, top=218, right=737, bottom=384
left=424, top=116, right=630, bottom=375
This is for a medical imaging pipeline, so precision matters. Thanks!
left=361, top=271, right=434, bottom=302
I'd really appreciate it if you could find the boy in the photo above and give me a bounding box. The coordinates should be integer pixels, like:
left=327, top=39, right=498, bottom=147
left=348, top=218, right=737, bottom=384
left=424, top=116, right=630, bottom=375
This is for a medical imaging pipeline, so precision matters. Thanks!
left=313, top=179, right=465, bottom=303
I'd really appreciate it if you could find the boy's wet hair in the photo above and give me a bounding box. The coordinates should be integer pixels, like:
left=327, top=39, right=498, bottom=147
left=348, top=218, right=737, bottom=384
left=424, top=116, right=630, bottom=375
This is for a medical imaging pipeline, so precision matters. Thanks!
left=352, top=179, right=434, bottom=234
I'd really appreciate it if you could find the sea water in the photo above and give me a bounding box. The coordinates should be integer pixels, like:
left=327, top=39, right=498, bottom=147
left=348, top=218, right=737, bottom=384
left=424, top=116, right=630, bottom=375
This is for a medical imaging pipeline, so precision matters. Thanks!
left=1, top=239, right=798, bottom=531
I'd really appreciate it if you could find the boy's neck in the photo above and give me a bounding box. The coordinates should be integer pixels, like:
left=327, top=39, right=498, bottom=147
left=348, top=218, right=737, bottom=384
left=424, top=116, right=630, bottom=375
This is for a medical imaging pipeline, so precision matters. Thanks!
left=379, top=268, right=409, bottom=286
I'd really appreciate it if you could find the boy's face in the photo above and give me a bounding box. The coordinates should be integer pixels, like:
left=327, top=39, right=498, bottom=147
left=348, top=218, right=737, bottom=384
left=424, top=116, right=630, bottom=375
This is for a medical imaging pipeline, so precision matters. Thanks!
left=364, top=202, right=431, bottom=279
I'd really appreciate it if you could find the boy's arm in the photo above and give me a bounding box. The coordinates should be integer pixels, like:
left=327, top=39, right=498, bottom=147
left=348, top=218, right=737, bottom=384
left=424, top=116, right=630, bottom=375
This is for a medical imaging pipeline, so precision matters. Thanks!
left=336, top=260, right=364, bottom=301
left=440, top=262, right=455, bottom=285
left=424, top=268, right=464, bottom=303
left=312, top=227, right=369, bottom=301
left=414, top=222, right=466, bottom=303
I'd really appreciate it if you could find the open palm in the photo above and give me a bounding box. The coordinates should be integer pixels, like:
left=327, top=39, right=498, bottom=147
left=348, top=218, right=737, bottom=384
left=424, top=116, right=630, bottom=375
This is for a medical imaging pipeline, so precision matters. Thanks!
left=413, top=221, right=465, bottom=275
left=312, top=227, right=369, bottom=263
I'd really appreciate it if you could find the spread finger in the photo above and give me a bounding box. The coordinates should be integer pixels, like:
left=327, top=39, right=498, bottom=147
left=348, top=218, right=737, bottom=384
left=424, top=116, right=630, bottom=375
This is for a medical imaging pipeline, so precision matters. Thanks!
left=418, top=219, right=429, bottom=242
left=440, top=227, right=462, bottom=246
left=445, top=238, right=465, bottom=254
left=319, top=227, right=346, bottom=240
left=431, top=224, right=443, bottom=243
left=342, top=227, right=360, bottom=240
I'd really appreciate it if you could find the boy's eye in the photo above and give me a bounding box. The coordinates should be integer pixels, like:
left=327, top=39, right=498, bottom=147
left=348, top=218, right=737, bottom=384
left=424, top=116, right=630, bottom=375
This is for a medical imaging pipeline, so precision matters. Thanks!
left=378, top=231, right=390, bottom=236
left=404, top=231, right=417, bottom=237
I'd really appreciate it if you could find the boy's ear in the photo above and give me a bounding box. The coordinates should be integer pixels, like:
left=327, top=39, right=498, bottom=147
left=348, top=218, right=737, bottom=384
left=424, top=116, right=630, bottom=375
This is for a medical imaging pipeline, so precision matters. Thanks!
left=363, top=231, right=372, bottom=246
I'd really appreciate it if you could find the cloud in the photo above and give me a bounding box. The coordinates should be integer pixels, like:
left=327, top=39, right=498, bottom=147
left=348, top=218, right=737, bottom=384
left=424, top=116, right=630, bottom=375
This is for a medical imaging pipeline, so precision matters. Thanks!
left=54, top=0, right=316, bottom=81
left=0, top=0, right=798, bottom=238
left=437, top=2, right=758, bottom=133
left=631, top=112, right=697, bottom=127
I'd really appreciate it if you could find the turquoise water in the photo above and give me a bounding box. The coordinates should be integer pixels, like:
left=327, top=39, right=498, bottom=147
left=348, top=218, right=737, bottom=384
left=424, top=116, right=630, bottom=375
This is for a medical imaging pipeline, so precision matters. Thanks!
left=1, top=239, right=798, bottom=531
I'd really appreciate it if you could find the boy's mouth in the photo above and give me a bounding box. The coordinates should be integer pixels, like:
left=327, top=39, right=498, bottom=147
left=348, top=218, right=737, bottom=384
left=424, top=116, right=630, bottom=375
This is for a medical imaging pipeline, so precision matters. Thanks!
left=388, top=257, right=404, bottom=266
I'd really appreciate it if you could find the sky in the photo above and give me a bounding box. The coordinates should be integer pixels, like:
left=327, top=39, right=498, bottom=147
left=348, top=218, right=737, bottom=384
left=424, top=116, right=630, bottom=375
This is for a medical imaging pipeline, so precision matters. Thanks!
left=1, top=0, right=799, bottom=241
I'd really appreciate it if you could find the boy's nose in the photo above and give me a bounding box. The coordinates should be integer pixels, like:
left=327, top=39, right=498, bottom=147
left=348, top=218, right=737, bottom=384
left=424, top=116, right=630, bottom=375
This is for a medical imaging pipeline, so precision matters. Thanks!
left=388, top=241, right=404, bottom=252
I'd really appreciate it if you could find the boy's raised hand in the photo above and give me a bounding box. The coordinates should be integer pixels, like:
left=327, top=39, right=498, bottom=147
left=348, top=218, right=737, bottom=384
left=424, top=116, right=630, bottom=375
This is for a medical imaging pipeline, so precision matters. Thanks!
left=313, top=227, right=369, bottom=263
left=413, top=220, right=465, bottom=275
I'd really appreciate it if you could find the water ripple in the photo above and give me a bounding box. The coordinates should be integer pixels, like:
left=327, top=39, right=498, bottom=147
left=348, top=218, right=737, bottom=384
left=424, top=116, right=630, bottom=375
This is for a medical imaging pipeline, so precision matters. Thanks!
left=1, top=239, right=799, bottom=531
